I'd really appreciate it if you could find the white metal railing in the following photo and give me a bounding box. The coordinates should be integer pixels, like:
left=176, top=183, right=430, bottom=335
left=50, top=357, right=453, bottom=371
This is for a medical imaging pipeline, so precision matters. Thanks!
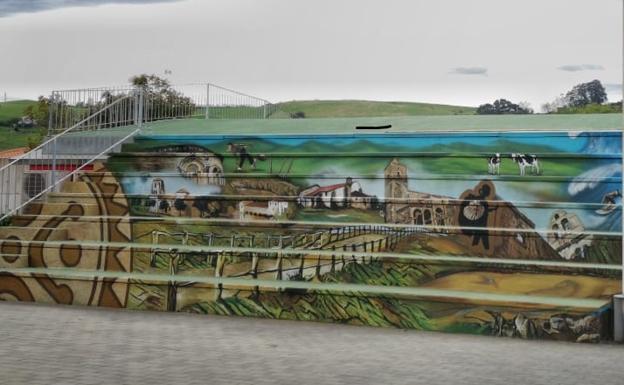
left=0, top=82, right=275, bottom=221
left=0, top=128, right=140, bottom=222
left=0, top=95, right=140, bottom=221
left=49, top=83, right=277, bottom=134
left=48, top=87, right=138, bottom=134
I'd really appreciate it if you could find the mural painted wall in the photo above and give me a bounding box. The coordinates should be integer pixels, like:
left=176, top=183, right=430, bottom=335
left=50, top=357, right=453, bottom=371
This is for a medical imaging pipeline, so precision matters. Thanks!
left=0, top=130, right=621, bottom=342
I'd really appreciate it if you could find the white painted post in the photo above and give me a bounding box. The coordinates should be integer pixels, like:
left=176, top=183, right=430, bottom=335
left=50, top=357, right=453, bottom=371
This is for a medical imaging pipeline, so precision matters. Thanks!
left=205, top=83, right=210, bottom=120
left=51, top=137, right=57, bottom=192
left=134, top=90, right=139, bottom=127
left=48, top=91, right=54, bottom=136
left=138, top=88, right=144, bottom=129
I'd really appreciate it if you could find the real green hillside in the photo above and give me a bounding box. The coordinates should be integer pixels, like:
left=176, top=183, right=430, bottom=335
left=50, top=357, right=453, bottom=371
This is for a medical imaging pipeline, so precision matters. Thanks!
left=554, top=102, right=622, bottom=114
left=0, top=100, right=37, bottom=125
left=0, top=100, right=43, bottom=150
left=273, top=100, right=476, bottom=118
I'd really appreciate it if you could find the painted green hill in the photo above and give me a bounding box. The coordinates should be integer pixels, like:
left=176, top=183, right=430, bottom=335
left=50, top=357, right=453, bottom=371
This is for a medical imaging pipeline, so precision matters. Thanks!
left=273, top=100, right=476, bottom=118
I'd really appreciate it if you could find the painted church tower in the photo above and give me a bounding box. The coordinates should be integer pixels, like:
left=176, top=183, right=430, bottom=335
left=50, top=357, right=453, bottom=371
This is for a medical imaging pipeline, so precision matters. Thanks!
left=384, top=158, right=408, bottom=222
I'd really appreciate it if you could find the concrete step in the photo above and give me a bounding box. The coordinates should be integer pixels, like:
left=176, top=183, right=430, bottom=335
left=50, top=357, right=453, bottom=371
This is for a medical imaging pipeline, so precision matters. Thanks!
left=6, top=213, right=621, bottom=263
left=0, top=265, right=614, bottom=342
left=0, top=235, right=619, bottom=293
left=59, top=181, right=97, bottom=194
left=40, top=191, right=622, bottom=230
left=45, top=193, right=117, bottom=205
left=0, top=226, right=68, bottom=241
left=14, top=203, right=101, bottom=226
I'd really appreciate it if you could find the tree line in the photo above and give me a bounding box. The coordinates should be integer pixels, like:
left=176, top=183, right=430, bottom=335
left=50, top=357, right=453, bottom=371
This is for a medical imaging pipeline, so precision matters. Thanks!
left=19, top=74, right=195, bottom=132
left=477, top=80, right=620, bottom=115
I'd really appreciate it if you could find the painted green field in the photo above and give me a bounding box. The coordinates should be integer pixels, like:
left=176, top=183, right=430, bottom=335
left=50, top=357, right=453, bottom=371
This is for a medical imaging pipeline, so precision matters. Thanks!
left=274, top=100, right=477, bottom=118
left=220, top=138, right=587, bottom=179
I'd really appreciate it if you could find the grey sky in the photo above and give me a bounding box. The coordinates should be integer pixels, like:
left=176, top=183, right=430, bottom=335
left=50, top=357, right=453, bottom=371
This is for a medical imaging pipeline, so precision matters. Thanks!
left=451, top=67, right=488, bottom=76
left=557, top=64, right=605, bottom=72
left=0, top=0, right=621, bottom=108
left=0, top=0, right=180, bottom=18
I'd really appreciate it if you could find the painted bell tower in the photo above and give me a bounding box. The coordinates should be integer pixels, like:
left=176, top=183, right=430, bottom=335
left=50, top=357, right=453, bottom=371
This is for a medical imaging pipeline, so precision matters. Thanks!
left=384, top=158, right=408, bottom=222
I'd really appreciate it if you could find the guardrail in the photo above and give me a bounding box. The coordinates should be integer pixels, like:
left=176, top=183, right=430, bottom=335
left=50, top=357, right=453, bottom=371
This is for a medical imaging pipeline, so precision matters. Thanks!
left=0, top=83, right=276, bottom=219
left=48, top=83, right=277, bottom=134
left=0, top=95, right=140, bottom=220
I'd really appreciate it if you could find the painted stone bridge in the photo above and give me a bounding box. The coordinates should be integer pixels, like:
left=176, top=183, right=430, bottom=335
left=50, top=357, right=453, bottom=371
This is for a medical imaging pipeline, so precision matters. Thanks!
left=0, top=115, right=622, bottom=343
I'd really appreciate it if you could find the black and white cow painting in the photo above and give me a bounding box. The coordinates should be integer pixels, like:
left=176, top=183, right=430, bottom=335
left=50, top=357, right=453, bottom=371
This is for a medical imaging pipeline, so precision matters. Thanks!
left=487, top=153, right=501, bottom=175
left=511, top=153, right=540, bottom=176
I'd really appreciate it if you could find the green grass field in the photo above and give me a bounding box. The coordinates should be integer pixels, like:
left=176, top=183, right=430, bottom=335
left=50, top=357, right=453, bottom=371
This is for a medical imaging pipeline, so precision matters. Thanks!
left=273, top=100, right=476, bottom=118
left=0, top=127, right=44, bottom=150
left=0, top=100, right=43, bottom=150
left=0, top=100, right=36, bottom=124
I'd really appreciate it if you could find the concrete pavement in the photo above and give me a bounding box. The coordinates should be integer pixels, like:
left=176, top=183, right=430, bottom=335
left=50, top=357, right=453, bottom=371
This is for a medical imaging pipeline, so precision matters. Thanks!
left=0, top=302, right=621, bottom=385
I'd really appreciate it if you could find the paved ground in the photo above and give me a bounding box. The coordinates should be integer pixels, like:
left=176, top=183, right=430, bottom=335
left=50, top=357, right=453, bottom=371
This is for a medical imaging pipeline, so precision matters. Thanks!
left=0, top=302, right=622, bottom=385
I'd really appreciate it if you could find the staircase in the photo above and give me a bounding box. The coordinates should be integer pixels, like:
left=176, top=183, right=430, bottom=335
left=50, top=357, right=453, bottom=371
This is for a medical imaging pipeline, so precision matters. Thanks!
left=0, top=120, right=621, bottom=343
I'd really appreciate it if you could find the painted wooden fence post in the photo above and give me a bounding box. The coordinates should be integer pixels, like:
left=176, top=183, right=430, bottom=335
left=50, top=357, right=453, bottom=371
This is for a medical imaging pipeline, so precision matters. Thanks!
left=315, top=253, right=322, bottom=278
left=149, top=231, right=159, bottom=267
left=275, top=251, right=283, bottom=280
left=251, top=252, right=260, bottom=298
left=214, top=252, right=226, bottom=301
left=298, top=252, right=305, bottom=279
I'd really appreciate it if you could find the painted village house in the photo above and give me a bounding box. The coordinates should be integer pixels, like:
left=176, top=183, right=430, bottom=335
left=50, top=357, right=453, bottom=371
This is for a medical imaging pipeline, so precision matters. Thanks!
left=239, top=200, right=289, bottom=220
left=298, top=177, right=375, bottom=209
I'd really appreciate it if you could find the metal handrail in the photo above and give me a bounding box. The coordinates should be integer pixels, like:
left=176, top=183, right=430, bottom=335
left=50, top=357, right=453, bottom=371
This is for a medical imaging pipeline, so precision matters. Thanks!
left=0, top=82, right=276, bottom=220
left=0, top=95, right=134, bottom=175
left=0, top=94, right=138, bottom=220
left=0, top=127, right=140, bottom=221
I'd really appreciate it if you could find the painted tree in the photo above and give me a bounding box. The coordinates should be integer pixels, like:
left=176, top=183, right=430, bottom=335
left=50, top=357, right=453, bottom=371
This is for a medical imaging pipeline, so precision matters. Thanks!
left=174, top=198, right=187, bottom=216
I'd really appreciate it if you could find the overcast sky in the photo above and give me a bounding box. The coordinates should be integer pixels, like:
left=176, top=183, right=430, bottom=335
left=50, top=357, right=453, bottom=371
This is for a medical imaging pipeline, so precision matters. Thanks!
left=0, top=0, right=621, bottom=109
